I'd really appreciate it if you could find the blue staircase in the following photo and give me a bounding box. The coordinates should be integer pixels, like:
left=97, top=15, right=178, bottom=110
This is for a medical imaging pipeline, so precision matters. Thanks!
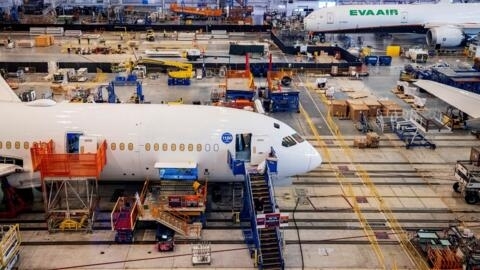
left=230, top=148, right=283, bottom=270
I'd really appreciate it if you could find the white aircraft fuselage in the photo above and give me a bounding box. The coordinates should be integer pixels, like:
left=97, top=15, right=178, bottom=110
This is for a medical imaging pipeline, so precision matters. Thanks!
left=304, top=3, right=480, bottom=47
left=0, top=100, right=322, bottom=188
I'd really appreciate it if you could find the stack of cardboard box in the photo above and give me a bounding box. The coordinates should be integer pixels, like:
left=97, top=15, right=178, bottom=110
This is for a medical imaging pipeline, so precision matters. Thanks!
left=366, top=132, right=380, bottom=148
left=353, top=132, right=380, bottom=148
left=353, top=136, right=367, bottom=148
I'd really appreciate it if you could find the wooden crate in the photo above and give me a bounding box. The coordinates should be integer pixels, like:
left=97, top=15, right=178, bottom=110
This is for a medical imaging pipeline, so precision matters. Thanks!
left=378, top=100, right=403, bottom=116
left=363, top=99, right=381, bottom=117
left=349, top=103, right=369, bottom=121
left=383, top=104, right=403, bottom=116
left=34, top=35, right=54, bottom=47
left=329, top=100, right=347, bottom=117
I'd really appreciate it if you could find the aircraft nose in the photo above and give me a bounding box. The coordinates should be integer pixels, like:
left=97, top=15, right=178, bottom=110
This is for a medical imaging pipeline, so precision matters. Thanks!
left=306, top=144, right=322, bottom=172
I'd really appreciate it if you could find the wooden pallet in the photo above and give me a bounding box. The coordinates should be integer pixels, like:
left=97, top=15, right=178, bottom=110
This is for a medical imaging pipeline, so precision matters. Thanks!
left=411, top=104, right=425, bottom=110
left=348, top=91, right=370, bottom=99
left=391, top=88, right=403, bottom=94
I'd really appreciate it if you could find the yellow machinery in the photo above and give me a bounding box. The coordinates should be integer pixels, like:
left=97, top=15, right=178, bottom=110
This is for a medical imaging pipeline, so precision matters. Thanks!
left=137, top=58, right=193, bottom=79
left=167, top=98, right=184, bottom=105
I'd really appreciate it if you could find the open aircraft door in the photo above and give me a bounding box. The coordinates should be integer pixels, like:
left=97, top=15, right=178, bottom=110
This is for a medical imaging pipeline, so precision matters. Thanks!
left=326, top=12, right=334, bottom=24
left=250, top=135, right=270, bottom=165
left=401, top=11, right=408, bottom=24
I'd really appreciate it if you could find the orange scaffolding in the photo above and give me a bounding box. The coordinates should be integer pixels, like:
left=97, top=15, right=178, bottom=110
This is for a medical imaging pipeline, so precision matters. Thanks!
left=30, top=139, right=107, bottom=232
left=225, top=69, right=255, bottom=90
left=169, top=3, right=223, bottom=17
left=30, top=140, right=107, bottom=180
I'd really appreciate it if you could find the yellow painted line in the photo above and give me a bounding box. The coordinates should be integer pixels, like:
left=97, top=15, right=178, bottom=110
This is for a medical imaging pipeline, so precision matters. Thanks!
left=305, top=75, right=429, bottom=270
left=299, top=101, right=387, bottom=269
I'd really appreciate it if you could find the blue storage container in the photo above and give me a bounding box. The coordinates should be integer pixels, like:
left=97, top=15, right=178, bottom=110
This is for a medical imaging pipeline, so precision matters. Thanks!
left=364, top=56, right=378, bottom=66
left=378, top=56, right=392, bottom=66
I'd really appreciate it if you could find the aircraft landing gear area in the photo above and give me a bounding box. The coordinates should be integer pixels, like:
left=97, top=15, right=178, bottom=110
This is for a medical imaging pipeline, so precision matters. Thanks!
left=0, top=178, right=30, bottom=218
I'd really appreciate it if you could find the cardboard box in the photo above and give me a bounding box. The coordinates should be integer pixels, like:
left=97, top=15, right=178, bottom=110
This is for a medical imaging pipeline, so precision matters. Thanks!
left=366, top=132, right=380, bottom=148
left=353, top=136, right=366, bottom=148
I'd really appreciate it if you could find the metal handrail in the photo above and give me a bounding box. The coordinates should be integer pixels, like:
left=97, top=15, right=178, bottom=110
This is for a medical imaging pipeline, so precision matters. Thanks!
left=266, top=164, right=285, bottom=269
left=243, top=167, right=262, bottom=267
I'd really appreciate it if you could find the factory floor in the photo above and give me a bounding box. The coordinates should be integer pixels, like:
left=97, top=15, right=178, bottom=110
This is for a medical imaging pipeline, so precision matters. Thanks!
left=2, top=31, right=480, bottom=270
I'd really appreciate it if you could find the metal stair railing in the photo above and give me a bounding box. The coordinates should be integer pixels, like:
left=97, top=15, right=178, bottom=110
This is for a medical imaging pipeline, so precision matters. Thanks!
left=265, top=164, right=285, bottom=270
left=151, top=206, right=189, bottom=236
left=243, top=167, right=262, bottom=268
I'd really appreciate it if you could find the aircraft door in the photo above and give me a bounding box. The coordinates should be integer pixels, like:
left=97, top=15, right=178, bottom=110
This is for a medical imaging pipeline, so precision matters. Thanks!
left=326, top=12, right=334, bottom=24
left=235, top=133, right=251, bottom=161
left=401, top=11, right=408, bottom=23
left=66, top=132, right=83, bottom=153
left=250, top=135, right=270, bottom=165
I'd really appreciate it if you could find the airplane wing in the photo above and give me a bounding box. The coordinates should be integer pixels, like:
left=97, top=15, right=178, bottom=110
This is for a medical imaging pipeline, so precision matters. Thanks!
left=413, top=79, right=480, bottom=119
left=0, top=76, right=21, bottom=103
left=0, top=164, right=23, bottom=178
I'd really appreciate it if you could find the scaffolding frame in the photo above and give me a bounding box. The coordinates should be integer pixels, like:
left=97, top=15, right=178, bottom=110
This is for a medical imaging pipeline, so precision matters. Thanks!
left=43, top=177, right=98, bottom=233
left=31, top=140, right=107, bottom=233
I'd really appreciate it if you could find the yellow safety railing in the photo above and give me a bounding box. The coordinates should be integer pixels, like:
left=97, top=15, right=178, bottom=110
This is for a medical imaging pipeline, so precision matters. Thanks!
left=0, top=224, right=20, bottom=268
left=300, top=104, right=386, bottom=268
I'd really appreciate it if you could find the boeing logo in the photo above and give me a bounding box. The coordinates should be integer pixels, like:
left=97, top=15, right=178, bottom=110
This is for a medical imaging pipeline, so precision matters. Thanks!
left=349, top=9, right=399, bottom=16
left=221, top=132, right=233, bottom=144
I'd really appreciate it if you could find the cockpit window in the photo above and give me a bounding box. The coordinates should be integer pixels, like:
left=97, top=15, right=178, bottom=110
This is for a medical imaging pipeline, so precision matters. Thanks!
left=274, top=123, right=280, bottom=129
left=282, top=136, right=297, bottom=147
left=292, top=133, right=305, bottom=143
left=282, top=133, right=305, bottom=147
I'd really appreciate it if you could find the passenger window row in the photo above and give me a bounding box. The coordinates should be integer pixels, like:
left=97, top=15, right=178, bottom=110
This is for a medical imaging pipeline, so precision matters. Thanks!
left=0, top=141, right=30, bottom=150
left=0, top=141, right=222, bottom=153
left=109, top=142, right=220, bottom=152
